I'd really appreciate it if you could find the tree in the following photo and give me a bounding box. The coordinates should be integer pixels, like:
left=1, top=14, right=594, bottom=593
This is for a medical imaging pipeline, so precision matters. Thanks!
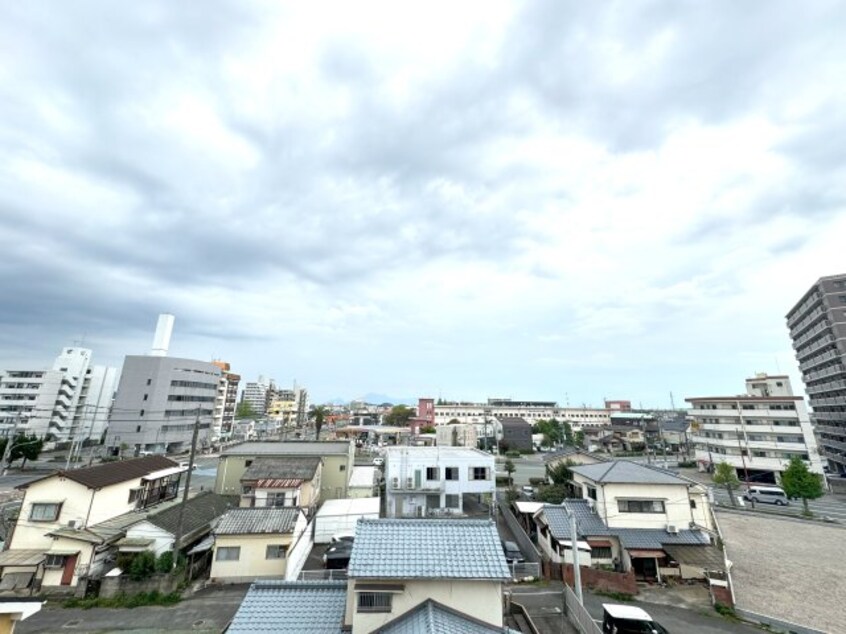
left=535, top=419, right=562, bottom=447
left=384, top=405, right=415, bottom=426
left=780, top=457, right=824, bottom=516
left=420, top=425, right=436, bottom=434
left=546, top=459, right=576, bottom=485
left=236, top=401, right=257, bottom=419
left=504, top=459, right=516, bottom=487
left=0, top=434, right=43, bottom=469
left=574, top=431, right=585, bottom=448
left=536, top=484, right=568, bottom=504
left=309, top=405, right=328, bottom=440
left=712, top=462, right=741, bottom=507
left=562, top=420, right=574, bottom=446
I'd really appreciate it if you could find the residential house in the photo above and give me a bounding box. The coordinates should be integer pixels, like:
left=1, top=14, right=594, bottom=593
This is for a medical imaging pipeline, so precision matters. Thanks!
left=313, top=498, right=380, bottom=544
left=495, top=417, right=533, bottom=452
left=238, top=457, right=322, bottom=513
left=347, top=467, right=377, bottom=498
left=210, top=507, right=308, bottom=584
left=215, top=441, right=354, bottom=500
left=227, top=580, right=349, bottom=633
left=345, top=518, right=512, bottom=632
left=543, top=448, right=608, bottom=472
left=0, top=598, right=42, bottom=634
left=383, top=447, right=494, bottom=518
left=435, top=421, right=477, bottom=448
left=0, top=457, right=182, bottom=589
left=659, top=416, right=691, bottom=455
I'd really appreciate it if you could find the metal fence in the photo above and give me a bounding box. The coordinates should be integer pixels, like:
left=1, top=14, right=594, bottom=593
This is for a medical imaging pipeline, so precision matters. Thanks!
left=298, top=569, right=348, bottom=581
left=509, top=562, right=541, bottom=580
left=563, top=583, right=602, bottom=634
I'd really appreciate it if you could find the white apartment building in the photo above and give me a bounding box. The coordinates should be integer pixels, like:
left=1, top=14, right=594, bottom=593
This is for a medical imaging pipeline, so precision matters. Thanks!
left=241, top=376, right=272, bottom=416
left=687, top=373, right=824, bottom=483
left=0, top=347, right=118, bottom=442
left=211, top=361, right=240, bottom=440
left=383, top=447, right=495, bottom=517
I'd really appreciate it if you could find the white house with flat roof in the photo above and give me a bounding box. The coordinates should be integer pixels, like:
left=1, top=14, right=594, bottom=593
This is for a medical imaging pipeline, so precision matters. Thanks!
left=383, top=447, right=495, bottom=518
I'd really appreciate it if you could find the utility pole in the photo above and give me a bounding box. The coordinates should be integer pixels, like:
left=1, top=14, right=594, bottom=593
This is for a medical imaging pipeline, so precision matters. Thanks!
left=569, top=508, right=583, bottom=603
left=736, top=437, right=750, bottom=489
left=172, top=409, right=201, bottom=570
left=1, top=412, right=22, bottom=476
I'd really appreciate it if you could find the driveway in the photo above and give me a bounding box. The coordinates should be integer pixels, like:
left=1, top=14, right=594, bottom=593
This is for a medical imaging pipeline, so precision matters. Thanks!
left=17, top=584, right=250, bottom=634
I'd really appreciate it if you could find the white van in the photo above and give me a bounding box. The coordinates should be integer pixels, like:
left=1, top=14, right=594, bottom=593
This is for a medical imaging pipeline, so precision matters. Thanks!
left=743, top=485, right=789, bottom=506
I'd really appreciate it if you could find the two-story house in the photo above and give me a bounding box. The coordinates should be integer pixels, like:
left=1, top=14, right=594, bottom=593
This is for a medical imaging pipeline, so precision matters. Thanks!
left=383, top=447, right=495, bottom=517
left=238, top=456, right=322, bottom=513
left=226, top=518, right=514, bottom=633
left=215, top=441, right=354, bottom=500
left=0, top=456, right=182, bottom=589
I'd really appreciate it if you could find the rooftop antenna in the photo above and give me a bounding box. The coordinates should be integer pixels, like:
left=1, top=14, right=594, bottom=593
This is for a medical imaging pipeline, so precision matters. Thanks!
left=669, top=392, right=676, bottom=410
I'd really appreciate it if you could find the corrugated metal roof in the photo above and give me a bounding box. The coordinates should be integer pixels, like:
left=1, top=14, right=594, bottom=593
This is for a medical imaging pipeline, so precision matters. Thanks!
left=663, top=544, right=725, bottom=571
left=348, top=519, right=511, bottom=580
left=569, top=461, right=690, bottom=485
left=375, top=599, right=517, bottom=633
left=222, top=441, right=351, bottom=457
left=215, top=507, right=300, bottom=535
left=227, top=580, right=346, bottom=633
left=242, top=457, right=321, bottom=482
left=0, top=550, right=45, bottom=567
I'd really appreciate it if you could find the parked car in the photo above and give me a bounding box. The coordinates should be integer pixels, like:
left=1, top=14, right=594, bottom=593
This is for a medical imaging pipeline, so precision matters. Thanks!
left=178, top=461, right=197, bottom=470
left=501, top=540, right=524, bottom=564
left=323, top=542, right=354, bottom=569
left=521, top=485, right=535, bottom=498
left=330, top=532, right=355, bottom=544
left=743, top=485, right=789, bottom=506
left=602, top=603, right=669, bottom=633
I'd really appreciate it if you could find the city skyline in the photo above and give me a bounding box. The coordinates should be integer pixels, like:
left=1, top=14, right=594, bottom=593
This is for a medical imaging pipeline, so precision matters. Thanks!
left=2, top=2, right=845, bottom=406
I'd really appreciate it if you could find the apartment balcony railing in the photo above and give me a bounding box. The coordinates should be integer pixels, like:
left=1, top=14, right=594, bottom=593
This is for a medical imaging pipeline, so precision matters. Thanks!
left=793, top=322, right=832, bottom=351
left=795, top=334, right=835, bottom=361
left=799, top=350, right=840, bottom=373
left=790, top=306, right=827, bottom=339
left=787, top=293, right=822, bottom=328
left=387, top=478, right=446, bottom=492
left=804, top=364, right=846, bottom=383
left=806, top=379, right=846, bottom=396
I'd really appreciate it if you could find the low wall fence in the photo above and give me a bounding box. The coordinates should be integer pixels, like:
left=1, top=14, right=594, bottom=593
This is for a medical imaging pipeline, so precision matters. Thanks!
left=497, top=496, right=542, bottom=564
left=563, top=583, right=602, bottom=634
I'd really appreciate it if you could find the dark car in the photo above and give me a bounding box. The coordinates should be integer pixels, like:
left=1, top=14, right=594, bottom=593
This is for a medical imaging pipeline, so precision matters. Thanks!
left=501, top=540, right=524, bottom=564
left=323, top=542, right=353, bottom=570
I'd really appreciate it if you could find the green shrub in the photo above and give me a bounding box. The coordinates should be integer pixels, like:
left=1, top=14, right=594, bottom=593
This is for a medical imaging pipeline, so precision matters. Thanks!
left=714, top=603, right=736, bottom=619
left=63, top=591, right=181, bottom=610
left=505, top=450, right=521, bottom=458
left=677, top=460, right=697, bottom=468
left=156, top=551, right=173, bottom=573
left=528, top=477, right=546, bottom=486
left=128, top=551, right=156, bottom=581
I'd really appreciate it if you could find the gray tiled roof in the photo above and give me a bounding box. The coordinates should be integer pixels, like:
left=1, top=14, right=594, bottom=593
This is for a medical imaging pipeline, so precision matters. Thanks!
left=569, top=460, right=690, bottom=485
left=542, top=500, right=611, bottom=540
left=215, top=507, right=300, bottom=535
left=146, top=492, right=233, bottom=545
left=222, top=441, right=351, bottom=457
left=348, top=519, right=511, bottom=580
left=613, top=528, right=710, bottom=549
left=227, top=580, right=346, bottom=633
left=542, top=448, right=608, bottom=464
left=242, top=456, right=321, bottom=481
left=376, top=599, right=517, bottom=633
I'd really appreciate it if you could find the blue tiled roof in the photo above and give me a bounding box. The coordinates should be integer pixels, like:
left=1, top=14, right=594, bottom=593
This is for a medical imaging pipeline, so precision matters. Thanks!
left=227, top=580, right=346, bottom=633
left=376, top=599, right=517, bottom=633
left=348, top=519, right=511, bottom=580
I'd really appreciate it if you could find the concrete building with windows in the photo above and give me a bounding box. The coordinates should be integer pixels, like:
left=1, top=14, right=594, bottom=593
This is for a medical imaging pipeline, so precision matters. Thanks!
left=785, top=273, right=846, bottom=477
left=211, top=361, right=240, bottom=441
left=0, top=347, right=118, bottom=442
left=241, top=376, right=273, bottom=416
left=687, top=373, right=823, bottom=483
left=383, top=447, right=495, bottom=518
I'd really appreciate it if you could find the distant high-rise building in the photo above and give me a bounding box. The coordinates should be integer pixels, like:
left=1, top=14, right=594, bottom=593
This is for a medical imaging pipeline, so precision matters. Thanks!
left=211, top=361, right=240, bottom=440
left=786, top=273, right=846, bottom=475
left=0, top=347, right=118, bottom=442
left=105, top=315, right=221, bottom=455
left=241, top=376, right=272, bottom=416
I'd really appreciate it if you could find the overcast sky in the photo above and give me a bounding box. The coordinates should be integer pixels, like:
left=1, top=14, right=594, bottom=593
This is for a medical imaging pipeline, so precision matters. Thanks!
left=1, top=1, right=844, bottom=407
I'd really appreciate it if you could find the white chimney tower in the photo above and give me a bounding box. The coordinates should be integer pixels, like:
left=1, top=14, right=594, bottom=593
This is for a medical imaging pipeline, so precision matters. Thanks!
left=151, top=314, right=175, bottom=356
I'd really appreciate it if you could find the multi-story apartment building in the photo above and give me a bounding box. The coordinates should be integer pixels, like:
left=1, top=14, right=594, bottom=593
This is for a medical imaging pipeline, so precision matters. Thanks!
left=267, top=386, right=309, bottom=428
left=687, top=373, right=823, bottom=483
left=105, top=315, right=221, bottom=455
left=0, top=347, right=118, bottom=442
left=241, top=376, right=272, bottom=416
left=786, top=273, right=846, bottom=476
left=383, top=447, right=495, bottom=517
left=211, top=361, right=240, bottom=440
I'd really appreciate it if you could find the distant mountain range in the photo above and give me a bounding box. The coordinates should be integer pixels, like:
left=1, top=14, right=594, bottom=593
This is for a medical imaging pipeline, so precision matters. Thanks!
left=325, top=393, right=417, bottom=406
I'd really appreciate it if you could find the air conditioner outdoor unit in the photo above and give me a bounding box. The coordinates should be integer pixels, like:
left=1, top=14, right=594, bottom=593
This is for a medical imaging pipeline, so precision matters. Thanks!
left=406, top=477, right=414, bottom=489
left=391, top=477, right=399, bottom=489
left=666, top=523, right=679, bottom=534
left=67, top=519, right=79, bottom=529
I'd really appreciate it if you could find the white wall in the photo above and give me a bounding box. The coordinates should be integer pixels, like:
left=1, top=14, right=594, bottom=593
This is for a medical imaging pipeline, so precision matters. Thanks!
left=124, top=521, right=174, bottom=556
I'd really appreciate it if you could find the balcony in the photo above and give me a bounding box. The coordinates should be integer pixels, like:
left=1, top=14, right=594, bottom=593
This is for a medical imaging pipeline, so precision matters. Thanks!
left=795, top=334, right=835, bottom=361
left=790, top=307, right=827, bottom=339
left=799, top=350, right=840, bottom=373
left=787, top=293, right=822, bottom=328
left=387, top=478, right=445, bottom=493
left=806, top=379, right=846, bottom=396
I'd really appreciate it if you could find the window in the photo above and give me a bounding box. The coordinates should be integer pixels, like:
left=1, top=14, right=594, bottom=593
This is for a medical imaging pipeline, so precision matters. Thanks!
left=689, top=499, right=697, bottom=509
left=585, top=485, right=597, bottom=501
left=136, top=425, right=142, bottom=433
left=146, top=378, right=152, bottom=386
left=340, top=465, right=346, bottom=472
left=426, top=467, right=439, bottom=480
left=143, top=394, right=148, bottom=401
left=266, top=545, right=287, bottom=559
left=30, top=502, right=62, bottom=521
left=216, top=547, right=240, bottom=561
left=357, top=592, right=392, bottom=613
left=617, top=500, right=665, bottom=514
left=44, top=554, right=66, bottom=568
left=128, top=488, right=141, bottom=504
left=591, top=547, right=612, bottom=559
left=445, top=467, right=459, bottom=480
left=139, top=409, right=145, bottom=417
left=245, top=460, right=253, bottom=467
left=445, top=494, right=459, bottom=507
left=471, top=467, right=489, bottom=481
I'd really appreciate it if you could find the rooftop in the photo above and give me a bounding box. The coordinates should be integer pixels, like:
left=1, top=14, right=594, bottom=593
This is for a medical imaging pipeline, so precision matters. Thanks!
left=227, top=581, right=346, bottom=634
left=242, top=456, right=322, bottom=483
left=348, top=465, right=377, bottom=488
left=348, top=518, right=511, bottom=580
left=222, top=440, right=352, bottom=457
left=375, top=599, right=518, bottom=633
left=383, top=446, right=493, bottom=459
left=495, top=417, right=531, bottom=427
left=18, top=456, right=179, bottom=491
left=215, top=507, right=300, bottom=535
left=569, top=460, right=691, bottom=485
left=145, top=492, right=233, bottom=545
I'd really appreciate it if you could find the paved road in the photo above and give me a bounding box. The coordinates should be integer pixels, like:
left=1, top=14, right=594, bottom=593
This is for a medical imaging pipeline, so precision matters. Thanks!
left=0, top=473, right=45, bottom=490
left=17, top=584, right=250, bottom=634
left=711, top=487, right=846, bottom=522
